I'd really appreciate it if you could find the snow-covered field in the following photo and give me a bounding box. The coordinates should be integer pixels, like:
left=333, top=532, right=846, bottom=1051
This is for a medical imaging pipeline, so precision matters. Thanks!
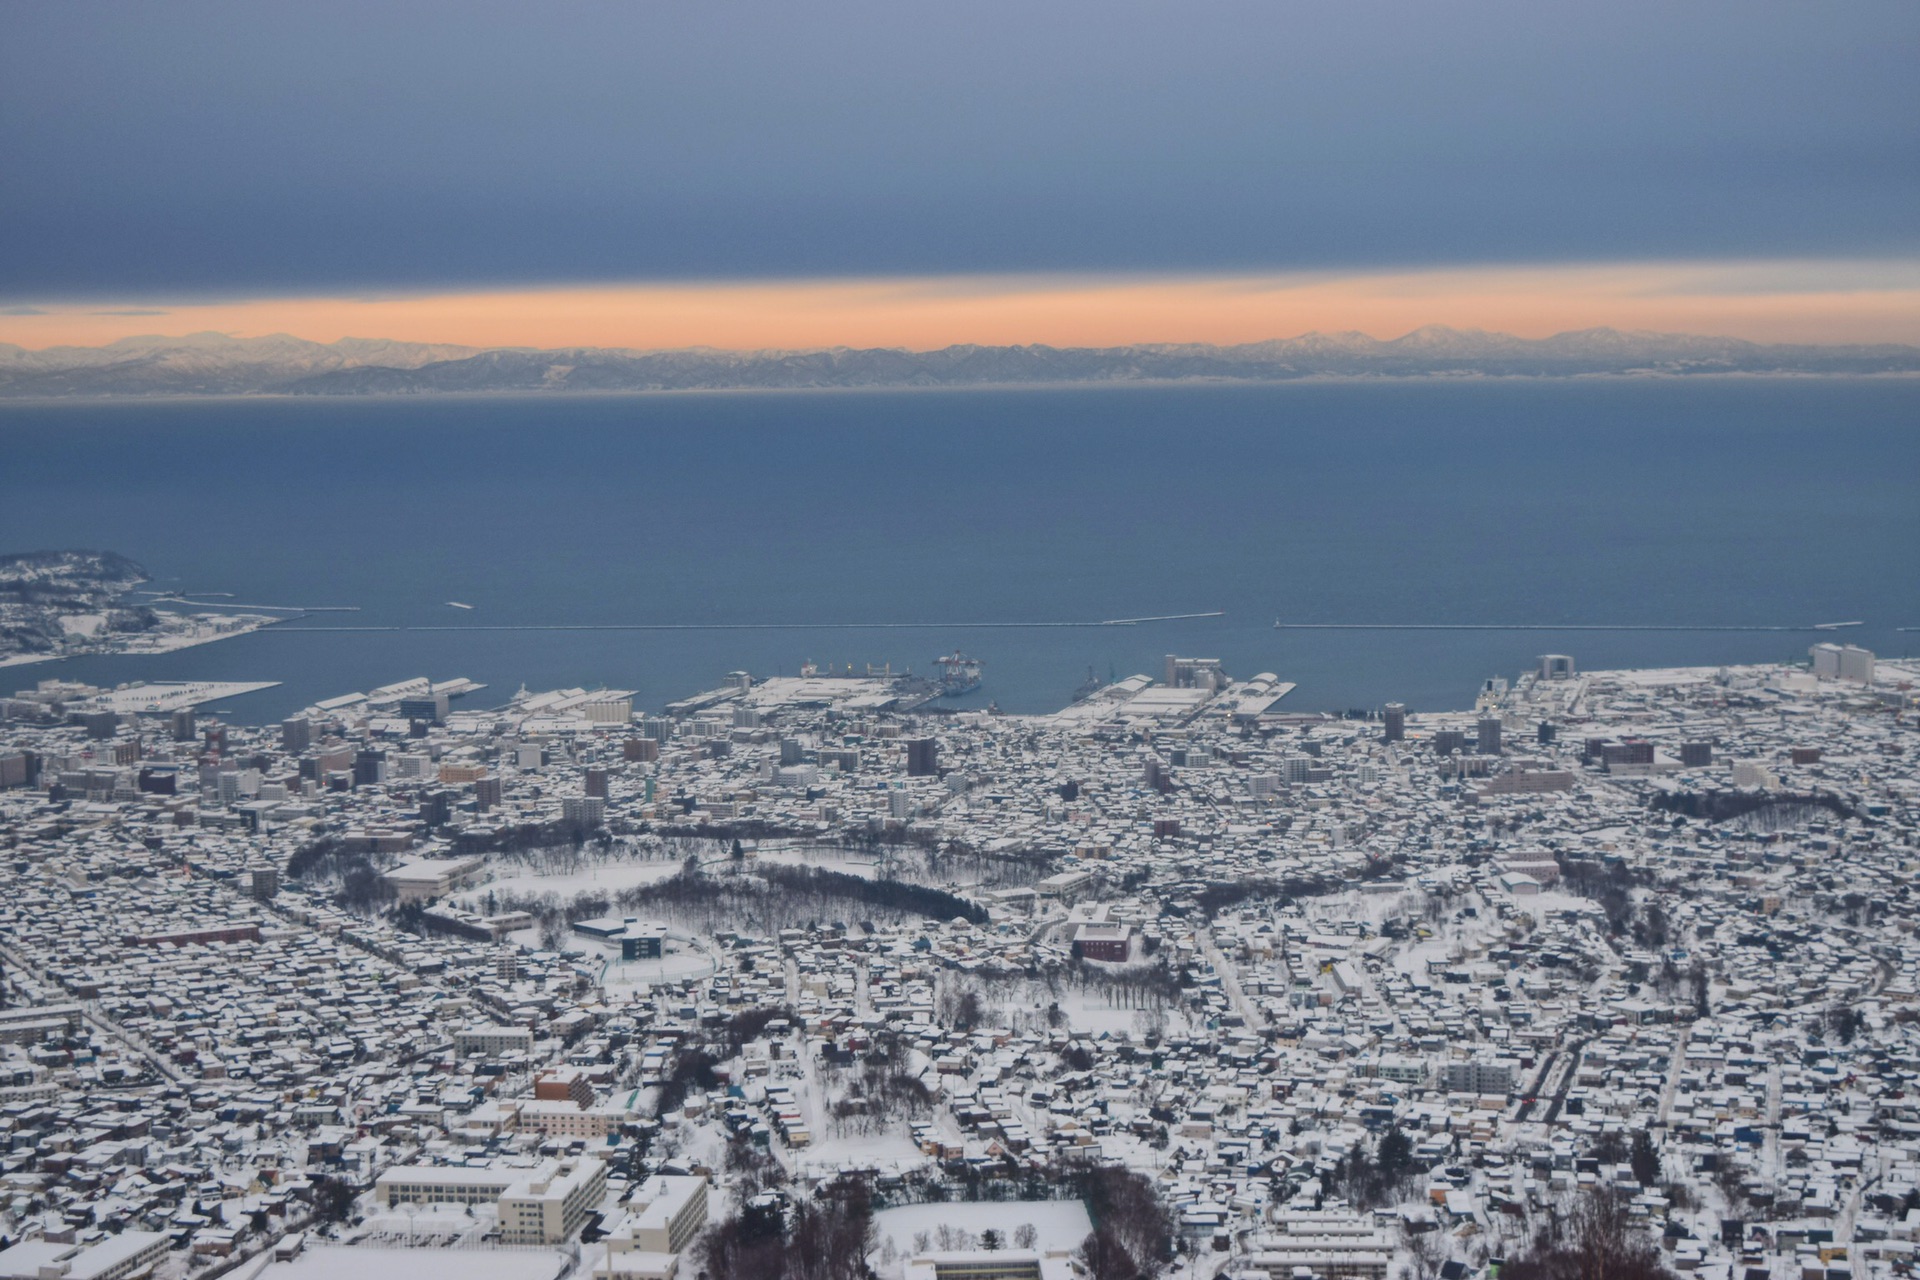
left=451, top=862, right=683, bottom=908
left=869, top=1199, right=1091, bottom=1266
left=751, top=845, right=885, bottom=878
left=259, top=1247, right=568, bottom=1280
left=787, top=1131, right=927, bottom=1180
left=1048, top=988, right=1180, bottom=1037
left=599, top=936, right=719, bottom=988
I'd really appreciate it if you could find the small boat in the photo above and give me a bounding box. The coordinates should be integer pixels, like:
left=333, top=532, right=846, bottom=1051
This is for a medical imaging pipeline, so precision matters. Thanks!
left=446, top=601, right=475, bottom=610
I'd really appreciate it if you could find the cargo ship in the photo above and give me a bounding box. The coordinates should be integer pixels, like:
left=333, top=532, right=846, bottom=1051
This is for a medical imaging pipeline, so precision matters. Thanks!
left=934, top=652, right=983, bottom=697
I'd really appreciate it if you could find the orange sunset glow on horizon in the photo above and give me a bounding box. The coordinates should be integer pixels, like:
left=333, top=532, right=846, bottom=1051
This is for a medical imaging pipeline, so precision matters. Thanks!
left=5, top=258, right=1919, bottom=353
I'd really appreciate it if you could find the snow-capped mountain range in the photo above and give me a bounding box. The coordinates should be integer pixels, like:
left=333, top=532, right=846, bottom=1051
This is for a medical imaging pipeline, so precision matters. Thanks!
left=1, top=326, right=1914, bottom=397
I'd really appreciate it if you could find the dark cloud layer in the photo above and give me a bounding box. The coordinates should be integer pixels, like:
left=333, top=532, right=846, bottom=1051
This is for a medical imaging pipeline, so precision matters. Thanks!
left=2, top=0, right=1914, bottom=299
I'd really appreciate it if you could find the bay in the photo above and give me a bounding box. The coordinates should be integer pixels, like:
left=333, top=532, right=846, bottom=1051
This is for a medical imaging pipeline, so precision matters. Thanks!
left=1, top=378, right=1914, bottom=722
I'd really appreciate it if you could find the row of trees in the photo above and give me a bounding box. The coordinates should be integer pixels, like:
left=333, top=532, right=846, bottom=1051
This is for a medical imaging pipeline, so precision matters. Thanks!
left=1558, top=856, right=1641, bottom=937
left=1075, top=1165, right=1175, bottom=1280
left=284, top=836, right=394, bottom=913
left=1332, top=1126, right=1420, bottom=1210
left=699, top=1179, right=877, bottom=1280
left=928, top=959, right=1186, bottom=1045
left=1193, top=874, right=1333, bottom=917
left=1648, top=788, right=1857, bottom=828
left=1589, top=1129, right=1664, bottom=1188
left=612, top=860, right=987, bottom=935
left=823, top=1029, right=936, bottom=1137
left=652, top=1008, right=791, bottom=1119
left=690, top=1142, right=1176, bottom=1279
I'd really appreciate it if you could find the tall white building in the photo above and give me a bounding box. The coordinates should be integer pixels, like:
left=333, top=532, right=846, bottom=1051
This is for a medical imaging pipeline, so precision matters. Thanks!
left=1439, top=1060, right=1516, bottom=1095
left=1810, top=642, right=1874, bottom=684
left=563, top=795, right=608, bottom=827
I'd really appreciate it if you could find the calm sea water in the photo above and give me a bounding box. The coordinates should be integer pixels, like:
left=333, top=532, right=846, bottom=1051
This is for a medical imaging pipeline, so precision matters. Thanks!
left=1, top=380, right=1915, bottom=722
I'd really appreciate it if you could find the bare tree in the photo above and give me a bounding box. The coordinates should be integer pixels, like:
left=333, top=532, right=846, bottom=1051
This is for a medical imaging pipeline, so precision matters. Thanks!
left=1501, top=1188, right=1676, bottom=1280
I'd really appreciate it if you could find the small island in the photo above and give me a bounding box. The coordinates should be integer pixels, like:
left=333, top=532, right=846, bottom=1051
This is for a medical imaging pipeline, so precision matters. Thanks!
left=0, top=548, right=282, bottom=667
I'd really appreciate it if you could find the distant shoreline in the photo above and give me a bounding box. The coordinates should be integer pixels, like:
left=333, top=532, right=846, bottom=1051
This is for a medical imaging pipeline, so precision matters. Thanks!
left=2, top=368, right=1918, bottom=408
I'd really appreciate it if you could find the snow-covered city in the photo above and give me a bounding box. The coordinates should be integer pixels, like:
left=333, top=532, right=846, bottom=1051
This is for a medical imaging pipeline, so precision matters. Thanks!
left=1, top=643, right=1915, bottom=1280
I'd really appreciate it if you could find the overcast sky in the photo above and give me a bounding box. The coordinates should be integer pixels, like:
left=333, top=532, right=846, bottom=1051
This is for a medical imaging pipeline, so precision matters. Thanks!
left=2, top=0, right=1916, bottom=349
left=4, top=0, right=1915, bottom=298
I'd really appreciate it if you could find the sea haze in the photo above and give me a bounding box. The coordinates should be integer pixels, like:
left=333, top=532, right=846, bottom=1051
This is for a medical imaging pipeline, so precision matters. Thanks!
left=1, top=378, right=1913, bottom=722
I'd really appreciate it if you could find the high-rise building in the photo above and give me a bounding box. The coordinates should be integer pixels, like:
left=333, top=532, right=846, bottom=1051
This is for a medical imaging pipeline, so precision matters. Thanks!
left=392, top=753, right=432, bottom=780
left=352, top=748, right=387, bottom=787
left=419, top=789, right=453, bottom=828
left=78, top=710, right=118, bottom=740
left=584, top=766, right=609, bottom=799
left=1537, top=654, right=1575, bottom=680
left=397, top=693, right=451, bottom=724
left=1680, top=741, right=1712, bottom=768
left=1810, top=643, right=1874, bottom=684
left=1840, top=646, right=1875, bottom=683
left=1440, top=1061, right=1516, bottom=1096
left=250, top=866, right=280, bottom=901
left=1382, top=703, right=1405, bottom=742
left=1432, top=730, right=1467, bottom=757
left=170, top=709, right=196, bottom=742
left=888, top=787, right=911, bottom=820
left=1600, top=740, right=1655, bottom=768
left=562, top=795, right=607, bottom=828
left=281, top=716, right=313, bottom=754
left=905, top=737, right=938, bottom=777
left=1476, top=716, right=1502, bottom=755
left=474, top=774, right=503, bottom=810
left=579, top=696, right=631, bottom=725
